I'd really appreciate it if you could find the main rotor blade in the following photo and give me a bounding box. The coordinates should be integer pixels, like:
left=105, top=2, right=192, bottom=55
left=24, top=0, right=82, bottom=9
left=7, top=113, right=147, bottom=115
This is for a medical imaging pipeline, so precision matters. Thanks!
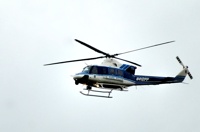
left=75, top=39, right=110, bottom=56
left=114, top=57, right=142, bottom=67
left=114, top=41, right=175, bottom=56
left=44, top=56, right=105, bottom=66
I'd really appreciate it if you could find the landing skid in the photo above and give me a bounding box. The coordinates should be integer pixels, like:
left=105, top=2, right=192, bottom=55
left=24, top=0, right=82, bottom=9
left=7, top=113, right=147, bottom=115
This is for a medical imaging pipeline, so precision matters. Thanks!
left=80, top=89, right=113, bottom=98
left=80, top=91, right=112, bottom=98
left=80, top=86, right=128, bottom=98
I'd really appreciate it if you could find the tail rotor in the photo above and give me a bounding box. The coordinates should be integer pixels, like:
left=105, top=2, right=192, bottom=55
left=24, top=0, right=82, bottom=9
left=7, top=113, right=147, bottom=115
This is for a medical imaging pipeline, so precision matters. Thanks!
left=176, top=56, right=193, bottom=79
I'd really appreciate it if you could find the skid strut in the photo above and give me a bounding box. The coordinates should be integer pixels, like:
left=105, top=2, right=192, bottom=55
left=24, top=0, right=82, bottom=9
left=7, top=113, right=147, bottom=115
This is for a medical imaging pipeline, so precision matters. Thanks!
left=80, top=89, right=114, bottom=98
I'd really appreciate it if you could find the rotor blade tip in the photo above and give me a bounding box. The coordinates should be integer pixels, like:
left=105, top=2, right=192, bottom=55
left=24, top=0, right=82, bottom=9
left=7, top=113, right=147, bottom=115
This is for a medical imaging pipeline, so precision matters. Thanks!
left=74, top=39, right=79, bottom=42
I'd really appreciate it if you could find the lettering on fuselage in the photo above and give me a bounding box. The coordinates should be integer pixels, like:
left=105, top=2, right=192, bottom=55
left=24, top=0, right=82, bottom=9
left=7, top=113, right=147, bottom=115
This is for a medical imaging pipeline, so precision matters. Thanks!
left=136, top=77, right=149, bottom=81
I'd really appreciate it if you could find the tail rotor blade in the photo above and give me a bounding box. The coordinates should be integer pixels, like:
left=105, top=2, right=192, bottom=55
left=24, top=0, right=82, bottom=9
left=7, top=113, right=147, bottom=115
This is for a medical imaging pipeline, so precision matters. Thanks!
left=176, top=56, right=193, bottom=80
left=188, top=71, right=193, bottom=79
left=176, top=56, right=185, bottom=68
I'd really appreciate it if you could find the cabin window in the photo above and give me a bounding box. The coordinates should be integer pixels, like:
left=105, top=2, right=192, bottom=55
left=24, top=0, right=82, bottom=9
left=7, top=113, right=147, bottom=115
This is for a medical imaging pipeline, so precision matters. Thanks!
left=102, top=67, right=108, bottom=74
left=98, top=67, right=108, bottom=74
left=117, top=69, right=123, bottom=77
left=90, top=66, right=98, bottom=74
left=109, top=68, right=115, bottom=75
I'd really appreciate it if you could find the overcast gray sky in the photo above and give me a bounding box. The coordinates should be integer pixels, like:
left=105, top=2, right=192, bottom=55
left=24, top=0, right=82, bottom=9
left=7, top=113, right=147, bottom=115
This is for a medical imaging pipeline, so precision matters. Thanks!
left=1, top=0, right=200, bottom=132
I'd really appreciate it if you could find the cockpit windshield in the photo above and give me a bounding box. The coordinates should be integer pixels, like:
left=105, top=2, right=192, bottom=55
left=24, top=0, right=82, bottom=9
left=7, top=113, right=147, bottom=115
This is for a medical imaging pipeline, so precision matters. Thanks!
left=82, top=66, right=91, bottom=73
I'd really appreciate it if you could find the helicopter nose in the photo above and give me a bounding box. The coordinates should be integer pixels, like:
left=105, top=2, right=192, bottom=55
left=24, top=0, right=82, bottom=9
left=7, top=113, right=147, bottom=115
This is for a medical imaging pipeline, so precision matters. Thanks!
left=73, top=74, right=83, bottom=80
left=73, top=75, right=89, bottom=85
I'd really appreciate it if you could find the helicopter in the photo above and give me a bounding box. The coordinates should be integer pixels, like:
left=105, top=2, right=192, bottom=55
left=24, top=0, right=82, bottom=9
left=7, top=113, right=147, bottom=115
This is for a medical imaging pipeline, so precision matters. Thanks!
left=44, top=39, right=193, bottom=98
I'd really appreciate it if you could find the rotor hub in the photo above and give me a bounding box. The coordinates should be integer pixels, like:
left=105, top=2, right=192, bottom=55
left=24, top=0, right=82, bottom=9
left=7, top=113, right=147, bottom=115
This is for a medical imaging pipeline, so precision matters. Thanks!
left=101, top=58, right=122, bottom=67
